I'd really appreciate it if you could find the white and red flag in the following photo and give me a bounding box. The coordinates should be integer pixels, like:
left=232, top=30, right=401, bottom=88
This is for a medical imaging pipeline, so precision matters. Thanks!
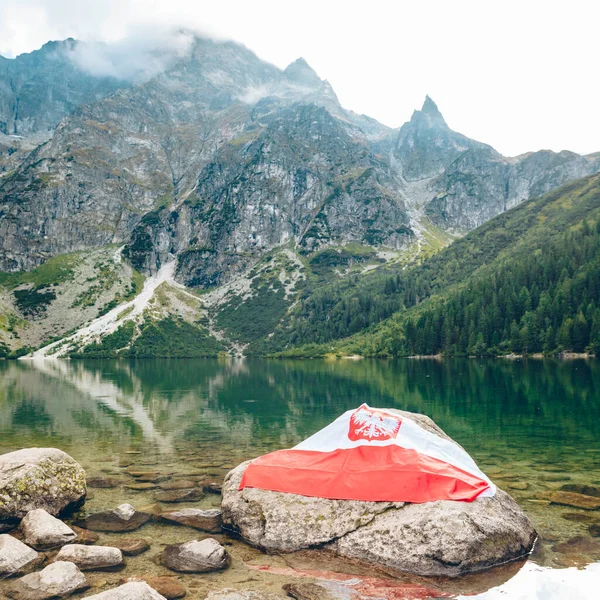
left=240, top=404, right=495, bottom=502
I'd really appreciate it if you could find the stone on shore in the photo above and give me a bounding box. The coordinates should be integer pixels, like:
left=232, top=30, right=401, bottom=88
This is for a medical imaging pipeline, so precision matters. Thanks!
left=54, top=544, right=124, bottom=571
left=20, top=508, right=77, bottom=550
left=5, top=561, right=88, bottom=600
left=0, top=534, right=40, bottom=577
left=85, top=581, right=166, bottom=599
left=75, top=503, right=151, bottom=532
left=159, top=508, right=221, bottom=533
left=0, top=448, right=86, bottom=523
left=160, top=538, right=229, bottom=573
left=221, top=409, right=538, bottom=577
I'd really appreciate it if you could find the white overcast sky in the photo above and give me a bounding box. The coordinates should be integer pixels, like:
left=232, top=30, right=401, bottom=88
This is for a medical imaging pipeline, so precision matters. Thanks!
left=0, top=0, right=598, bottom=157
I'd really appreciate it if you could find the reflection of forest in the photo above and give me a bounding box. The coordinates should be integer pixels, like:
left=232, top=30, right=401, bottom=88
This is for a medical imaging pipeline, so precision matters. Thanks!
left=0, top=358, right=598, bottom=459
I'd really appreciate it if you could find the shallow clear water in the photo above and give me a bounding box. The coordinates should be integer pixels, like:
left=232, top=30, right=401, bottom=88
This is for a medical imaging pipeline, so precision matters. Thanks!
left=0, top=357, right=599, bottom=598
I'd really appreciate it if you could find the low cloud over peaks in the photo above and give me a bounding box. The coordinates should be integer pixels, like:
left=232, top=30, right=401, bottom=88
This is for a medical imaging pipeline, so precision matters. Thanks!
left=63, top=28, right=197, bottom=82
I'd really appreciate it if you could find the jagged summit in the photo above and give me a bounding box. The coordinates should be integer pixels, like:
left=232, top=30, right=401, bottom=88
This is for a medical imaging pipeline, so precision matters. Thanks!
left=283, top=57, right=322, bottom=87
left=409, top=95, right=448, bottom=128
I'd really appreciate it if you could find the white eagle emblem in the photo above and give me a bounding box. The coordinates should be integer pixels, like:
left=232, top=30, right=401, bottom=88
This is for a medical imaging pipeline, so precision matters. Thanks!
left=348, top=406, right=401, bottom=441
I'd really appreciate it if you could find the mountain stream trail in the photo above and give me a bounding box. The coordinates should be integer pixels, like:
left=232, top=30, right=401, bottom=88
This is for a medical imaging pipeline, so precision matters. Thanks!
left=23, top=260, right=180, bottom=359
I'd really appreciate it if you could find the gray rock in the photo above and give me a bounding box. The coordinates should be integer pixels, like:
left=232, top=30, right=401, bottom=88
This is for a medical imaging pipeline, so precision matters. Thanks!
left=160, top=538, right=229, bottom=573
left=75, top=503, right=151, bottom=532
left=5, top=561, right=88, bottom=599
left=159, top=508, right=221, bottom=533
left=0, top=534, right=40, bottom=577
left=221, top=410, right=537, bottom=577
left=20, top=508, right=77, bottom=550
left=0, top=448, right=86, bottom=522
left=54, top=544, right=124, bottom=571
left=84, top=582, right=166, bottom=599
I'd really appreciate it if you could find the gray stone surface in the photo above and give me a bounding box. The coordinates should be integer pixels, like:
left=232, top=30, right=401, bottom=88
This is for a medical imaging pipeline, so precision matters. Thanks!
left=221, top=410, right=537, bottom=577
left=161, top=538, right=229, bottom=573
left=0, top=534, right=39, bottom=577
left=5, top=561, right=88, bottom=599
left=75, top=503, right=151, bottom=532
left=85, top=582, right=166, bottom=599
left=20, top=508, right=77, bottom=550
left=0, top=448, right=86, bottom=522
left=54, top=544, right=124, bottom=571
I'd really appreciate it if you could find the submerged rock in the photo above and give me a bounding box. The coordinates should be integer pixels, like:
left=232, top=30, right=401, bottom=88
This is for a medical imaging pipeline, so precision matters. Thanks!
left=54, top=544, right=124, bottom=571
left=108, top=538, right=150, bottom=556
left=155, top=489, right=204, bottom=503
left=0, top=448, right=86, bottom=523
left=85, top=581, right=166, bottom=599
left=75, top=503, right=151, bottom=532
left=126, top=577, right=186, bottom=599
left=161, top=538, right=229, bottom=573
left=548, top=491, right=600, bottom=510
left=222, top=411, right=537, bottom=577
left=203, top=482, right=223, bottom=495
left=87, top=476, right=124, bottom=489
left=205, top=591, right=281, bottom=600
left=159, top=480, right=197, bottom=491
left=0, top=534, right=40, bottom=577
left=72, top=525, right=100, bottom=545
left=5, top=561, right=88, bottom=599
left=559, top=484, right=600, bottom=498
left=551, top=536, right=600, bottom=555
left=160, top=508, right=222, bottom=532
left=20, top=508, right=77, bottom=550
left=283, top=583, right=340, bottom=600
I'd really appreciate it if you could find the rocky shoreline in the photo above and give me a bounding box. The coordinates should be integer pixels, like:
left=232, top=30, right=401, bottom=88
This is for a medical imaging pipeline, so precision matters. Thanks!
left=0, top=415, right=547, bottom=598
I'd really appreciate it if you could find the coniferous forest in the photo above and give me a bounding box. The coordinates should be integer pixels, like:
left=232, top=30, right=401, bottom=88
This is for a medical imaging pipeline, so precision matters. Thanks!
left=259, top=173, right=600, bottom=357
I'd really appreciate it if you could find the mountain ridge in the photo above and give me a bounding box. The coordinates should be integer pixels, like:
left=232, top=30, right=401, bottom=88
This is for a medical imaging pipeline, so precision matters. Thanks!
left=0, top=34, right=599, bottom=356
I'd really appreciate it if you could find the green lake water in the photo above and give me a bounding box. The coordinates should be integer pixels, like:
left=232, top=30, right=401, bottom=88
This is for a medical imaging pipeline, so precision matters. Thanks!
left=0, top=357, right=599, bottom=598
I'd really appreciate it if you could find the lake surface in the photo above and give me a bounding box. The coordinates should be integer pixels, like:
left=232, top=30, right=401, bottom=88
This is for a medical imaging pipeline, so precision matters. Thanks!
left=1, top=358, right=599, bottom=598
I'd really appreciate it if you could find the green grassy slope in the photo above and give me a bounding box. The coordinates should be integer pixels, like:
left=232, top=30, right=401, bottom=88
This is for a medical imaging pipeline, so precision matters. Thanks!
left=263, top=173, right=600, bottom=357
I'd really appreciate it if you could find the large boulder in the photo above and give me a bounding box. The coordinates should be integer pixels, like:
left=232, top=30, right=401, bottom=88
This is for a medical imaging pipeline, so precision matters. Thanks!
left=221, top=411, right=538, bottom=578
left=5, top=561, right=88, bottom=600
left=0, top=448, right=86, bottom=524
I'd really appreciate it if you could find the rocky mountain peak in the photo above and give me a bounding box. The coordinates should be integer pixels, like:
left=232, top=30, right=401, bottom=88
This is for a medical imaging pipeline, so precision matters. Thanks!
left=283, top=57, right=322, bottom=88
left=409, top=95, right=448, bottom=129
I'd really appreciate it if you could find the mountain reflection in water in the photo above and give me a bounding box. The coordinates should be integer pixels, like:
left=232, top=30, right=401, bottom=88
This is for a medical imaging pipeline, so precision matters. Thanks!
left=0, top=357, right=599, bottom=597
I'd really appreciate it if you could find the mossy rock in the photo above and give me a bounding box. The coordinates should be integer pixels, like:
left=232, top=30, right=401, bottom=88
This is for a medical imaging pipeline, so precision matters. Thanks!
left=0, top=448, right=86, bottom=523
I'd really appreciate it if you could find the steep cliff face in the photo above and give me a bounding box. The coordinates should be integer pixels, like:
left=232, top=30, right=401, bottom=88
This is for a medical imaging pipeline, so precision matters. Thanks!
left=426, top=147, right=600, bottom=232
left=0, top=35, right=599, bottom=289
left=0, top=37, right=415, bottom=280
left=0, top=40, right=124, bottom=136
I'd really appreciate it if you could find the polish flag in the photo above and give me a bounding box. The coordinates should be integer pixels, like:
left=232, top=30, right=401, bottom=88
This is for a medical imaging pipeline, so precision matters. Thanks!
left=240, top=404, right=495, bottom=503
